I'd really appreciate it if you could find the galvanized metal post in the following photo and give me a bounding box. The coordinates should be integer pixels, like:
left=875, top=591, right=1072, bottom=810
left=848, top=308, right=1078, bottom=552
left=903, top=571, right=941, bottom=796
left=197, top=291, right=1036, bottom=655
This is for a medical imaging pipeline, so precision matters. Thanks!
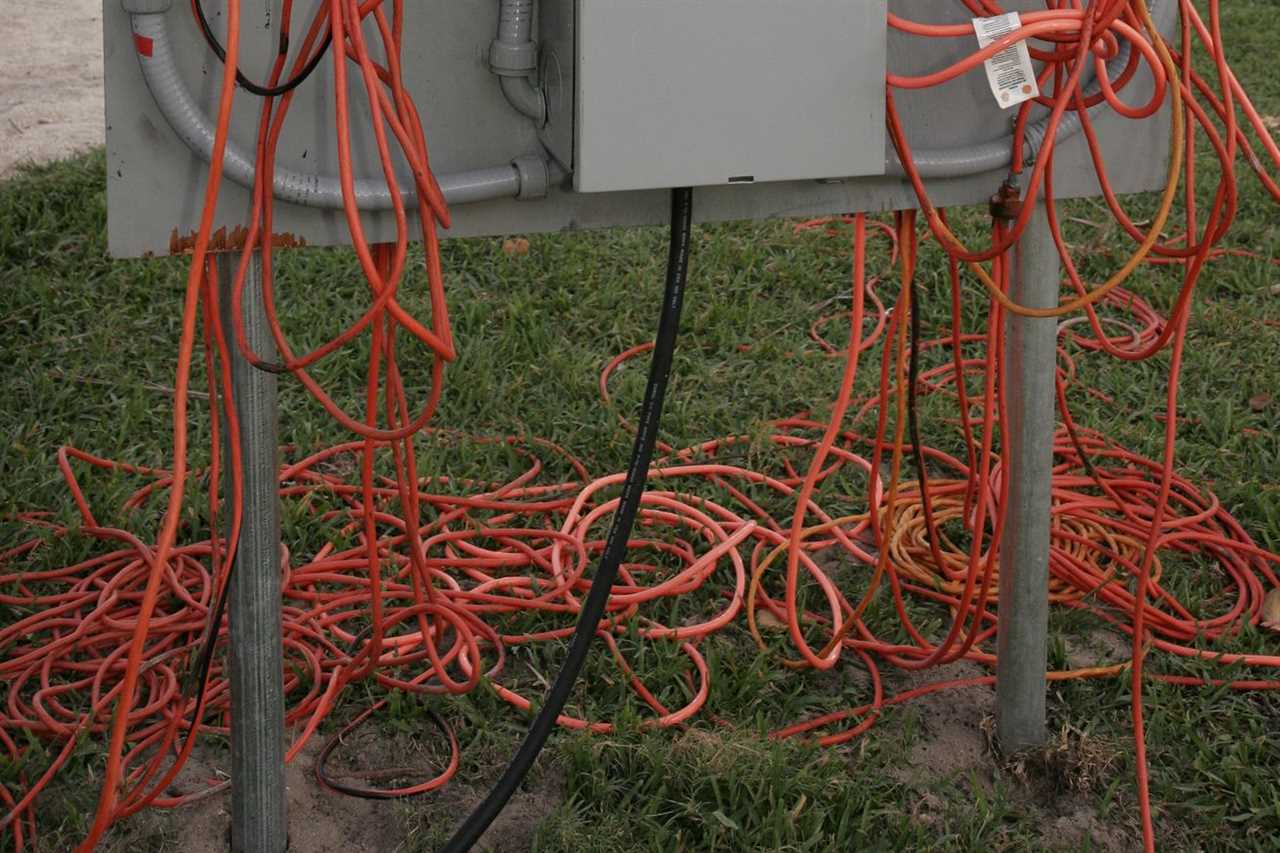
left=995, top=200, right=1058, bottom=752
left=218, top=254, right=289, bottom=853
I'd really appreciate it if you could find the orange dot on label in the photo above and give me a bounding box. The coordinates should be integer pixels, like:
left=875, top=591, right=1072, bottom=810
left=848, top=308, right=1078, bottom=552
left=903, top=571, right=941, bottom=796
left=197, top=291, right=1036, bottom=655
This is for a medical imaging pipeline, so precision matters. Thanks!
left=1022, top=84, right=1033, bottom=94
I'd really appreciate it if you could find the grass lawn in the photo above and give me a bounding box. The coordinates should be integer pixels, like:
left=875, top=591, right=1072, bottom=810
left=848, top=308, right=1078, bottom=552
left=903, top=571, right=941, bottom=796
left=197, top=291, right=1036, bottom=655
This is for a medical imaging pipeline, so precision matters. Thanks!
left=4, top=3, right=1280, bottom=850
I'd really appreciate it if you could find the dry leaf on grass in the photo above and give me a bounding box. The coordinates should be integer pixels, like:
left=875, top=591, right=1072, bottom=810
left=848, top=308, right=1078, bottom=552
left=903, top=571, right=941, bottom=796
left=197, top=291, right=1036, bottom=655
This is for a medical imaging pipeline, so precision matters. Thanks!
left=1260, top=588, right=1280, bottom=631
left=755, top=608, right=787, bottom=631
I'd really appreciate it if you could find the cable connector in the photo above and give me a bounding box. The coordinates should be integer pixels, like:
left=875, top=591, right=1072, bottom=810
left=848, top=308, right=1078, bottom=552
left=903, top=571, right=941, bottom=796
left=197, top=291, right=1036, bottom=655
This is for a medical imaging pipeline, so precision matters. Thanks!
left=489, top=38, right=538, bottom=78
left=512, top=155, right=549, bottom=201
left=989, top=176, right=1023, bottom=221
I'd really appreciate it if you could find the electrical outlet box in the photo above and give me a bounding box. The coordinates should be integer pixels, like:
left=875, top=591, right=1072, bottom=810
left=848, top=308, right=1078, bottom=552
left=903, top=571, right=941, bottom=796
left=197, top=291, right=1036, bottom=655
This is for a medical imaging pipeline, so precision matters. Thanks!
left=566, top=0, right=888, bottom=193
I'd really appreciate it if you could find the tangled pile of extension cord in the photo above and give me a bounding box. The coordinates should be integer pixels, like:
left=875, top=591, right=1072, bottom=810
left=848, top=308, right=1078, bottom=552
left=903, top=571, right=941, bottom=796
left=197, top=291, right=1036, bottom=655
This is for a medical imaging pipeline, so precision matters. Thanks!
left=4, top=0, right=1280, bottom=849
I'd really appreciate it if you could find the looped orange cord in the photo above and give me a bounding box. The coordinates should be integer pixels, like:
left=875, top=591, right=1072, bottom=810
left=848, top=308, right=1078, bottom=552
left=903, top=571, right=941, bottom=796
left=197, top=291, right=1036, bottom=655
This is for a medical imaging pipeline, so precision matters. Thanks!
left=2, top=1, right=1280, bottom=851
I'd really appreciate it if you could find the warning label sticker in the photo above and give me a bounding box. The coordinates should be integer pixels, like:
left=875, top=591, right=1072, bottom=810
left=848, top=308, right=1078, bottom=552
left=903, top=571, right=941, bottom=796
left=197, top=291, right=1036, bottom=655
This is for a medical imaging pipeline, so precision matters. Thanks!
left=972, top=12, right=1040, bottom=109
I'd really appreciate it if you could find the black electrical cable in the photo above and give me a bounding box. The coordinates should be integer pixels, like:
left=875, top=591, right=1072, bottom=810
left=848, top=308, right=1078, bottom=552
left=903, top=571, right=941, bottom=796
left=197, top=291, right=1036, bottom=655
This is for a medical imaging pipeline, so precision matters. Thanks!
left=183, top=571, right=228, bottom=699
left=191, top=0, right=331, bottom=97
left=442, top=186, right=694, bottom=852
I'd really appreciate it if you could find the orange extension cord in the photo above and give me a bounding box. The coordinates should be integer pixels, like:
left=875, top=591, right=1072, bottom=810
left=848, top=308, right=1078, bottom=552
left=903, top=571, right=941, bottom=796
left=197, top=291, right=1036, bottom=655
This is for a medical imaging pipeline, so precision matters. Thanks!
left=3, top=0, right=1280, bottom=850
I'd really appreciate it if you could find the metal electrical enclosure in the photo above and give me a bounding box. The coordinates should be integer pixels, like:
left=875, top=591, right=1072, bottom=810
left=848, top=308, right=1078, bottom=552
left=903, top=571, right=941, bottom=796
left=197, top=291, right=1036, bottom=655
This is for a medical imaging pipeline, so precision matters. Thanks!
left=102, top=0, right=1171, bottom=258
left=569, top=1, right=886, bottom=192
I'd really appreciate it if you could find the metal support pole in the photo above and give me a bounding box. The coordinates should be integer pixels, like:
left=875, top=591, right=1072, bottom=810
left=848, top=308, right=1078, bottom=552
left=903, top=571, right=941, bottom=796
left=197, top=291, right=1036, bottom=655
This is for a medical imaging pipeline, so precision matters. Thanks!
left=995, top=200, right=1058, bottom=752
left=218, top=254, right=289, bottom=853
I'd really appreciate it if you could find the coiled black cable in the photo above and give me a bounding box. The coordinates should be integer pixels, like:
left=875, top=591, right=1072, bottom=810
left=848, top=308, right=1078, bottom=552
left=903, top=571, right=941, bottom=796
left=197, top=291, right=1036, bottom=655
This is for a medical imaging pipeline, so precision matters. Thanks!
left=192, top=0, right=331, bottom=97
left=442, top=186, right=695, bottom=852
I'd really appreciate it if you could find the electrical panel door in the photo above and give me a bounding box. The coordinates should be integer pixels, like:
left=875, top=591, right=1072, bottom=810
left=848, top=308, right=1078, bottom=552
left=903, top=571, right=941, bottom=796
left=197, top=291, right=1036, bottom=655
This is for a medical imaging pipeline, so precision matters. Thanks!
left=567, top=0, right=887, bottom=192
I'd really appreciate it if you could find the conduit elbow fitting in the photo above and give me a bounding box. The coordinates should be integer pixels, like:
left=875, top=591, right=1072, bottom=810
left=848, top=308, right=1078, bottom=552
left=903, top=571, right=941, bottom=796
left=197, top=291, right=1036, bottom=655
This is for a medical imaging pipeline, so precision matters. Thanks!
left=489, top=40, right=546, bottom=125
left=499, top=76, right=547, bottom=126
left=489, top=0, right=547, bottom=126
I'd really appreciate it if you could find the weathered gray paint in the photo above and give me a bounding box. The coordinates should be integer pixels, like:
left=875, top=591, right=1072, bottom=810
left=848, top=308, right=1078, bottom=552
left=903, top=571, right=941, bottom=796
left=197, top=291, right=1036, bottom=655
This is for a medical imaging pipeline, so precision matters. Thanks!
left=996, top=201, right=1059, bottom=753
left=219, top=256, right=289, bottom=853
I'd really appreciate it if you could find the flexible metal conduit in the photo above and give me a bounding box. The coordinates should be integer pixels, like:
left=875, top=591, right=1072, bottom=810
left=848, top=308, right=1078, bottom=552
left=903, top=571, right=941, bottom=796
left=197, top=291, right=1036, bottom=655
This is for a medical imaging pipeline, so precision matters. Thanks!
left=886, top=0, right=1175, bottom=178
left=127, top=10, right=549, bottom=209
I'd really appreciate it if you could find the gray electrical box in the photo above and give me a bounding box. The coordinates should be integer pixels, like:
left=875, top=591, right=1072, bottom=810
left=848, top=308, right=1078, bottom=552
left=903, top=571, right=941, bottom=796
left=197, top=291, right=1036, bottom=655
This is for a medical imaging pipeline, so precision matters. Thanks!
left=566, top=1, right=886, bottom=192
left=101, top=0, right=1170, bottom=258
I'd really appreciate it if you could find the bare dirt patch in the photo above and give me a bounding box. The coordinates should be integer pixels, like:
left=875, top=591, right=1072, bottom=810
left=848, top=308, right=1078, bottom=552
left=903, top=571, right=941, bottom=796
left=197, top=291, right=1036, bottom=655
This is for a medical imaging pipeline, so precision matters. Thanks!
left=136, top=740, right=406, bottom=853
left=1042, top=797, right=1134, bottom=853
left=0, top=0, right=104, bottom=177
left=886, top=658, right=996, bottom=787
left=878, top=659, right=1137, bottom=852
left=1064, top=626, right=1133, bottom=670
left=111, top=731, right=566, bottom=853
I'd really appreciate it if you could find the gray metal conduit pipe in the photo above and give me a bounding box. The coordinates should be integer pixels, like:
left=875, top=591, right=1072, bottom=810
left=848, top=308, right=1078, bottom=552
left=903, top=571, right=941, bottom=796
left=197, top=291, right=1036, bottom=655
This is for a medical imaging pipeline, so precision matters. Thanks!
left=126, top=9, right=549, bottom=209
left=886, top=0, right=1175, bottom=179
left=490, top=0, right=546, bottom=125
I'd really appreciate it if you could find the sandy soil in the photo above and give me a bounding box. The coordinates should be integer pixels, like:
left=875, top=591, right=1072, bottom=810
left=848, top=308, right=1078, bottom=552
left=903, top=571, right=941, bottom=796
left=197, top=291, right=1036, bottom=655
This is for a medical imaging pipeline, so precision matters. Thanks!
left=0, top=0, right=104, bottom=177
left=164, top=741, right=408, bottom=853
left=886, top=658, right=1137, bottom=852
left=112, top=730, right=563, bottom=852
